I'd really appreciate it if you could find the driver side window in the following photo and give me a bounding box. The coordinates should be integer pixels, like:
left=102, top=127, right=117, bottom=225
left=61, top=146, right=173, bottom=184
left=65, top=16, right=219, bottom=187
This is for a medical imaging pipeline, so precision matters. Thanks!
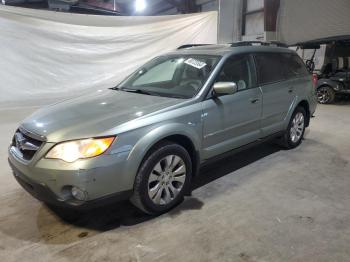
left=216, top=55, right=255, bottom=91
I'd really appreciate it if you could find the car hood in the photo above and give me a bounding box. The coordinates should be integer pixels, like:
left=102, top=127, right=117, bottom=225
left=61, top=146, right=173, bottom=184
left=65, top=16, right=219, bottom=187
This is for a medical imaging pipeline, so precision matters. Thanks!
left=21, top=89, right=184, bottom=142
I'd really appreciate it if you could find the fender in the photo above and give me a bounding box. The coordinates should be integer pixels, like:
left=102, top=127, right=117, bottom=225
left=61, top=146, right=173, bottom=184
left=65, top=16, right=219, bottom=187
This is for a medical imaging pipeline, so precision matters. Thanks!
left=123, top=123, right=201, bottom=183
left=284, top=95, right=312, bottom=130
left=317, top=78, right=339, bottom=90
left=283, top=96, right=299, bottom=130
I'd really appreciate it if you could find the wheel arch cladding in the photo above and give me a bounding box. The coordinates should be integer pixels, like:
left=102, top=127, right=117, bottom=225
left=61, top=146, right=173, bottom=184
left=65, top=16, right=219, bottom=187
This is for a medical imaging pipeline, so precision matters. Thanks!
left=126, top=123, right=201, bottom=183
left=150, top=134, right=199, bottom=178
left=297, top=100, right=310, bottom=127
left=317, top=79, right=337, bottom=90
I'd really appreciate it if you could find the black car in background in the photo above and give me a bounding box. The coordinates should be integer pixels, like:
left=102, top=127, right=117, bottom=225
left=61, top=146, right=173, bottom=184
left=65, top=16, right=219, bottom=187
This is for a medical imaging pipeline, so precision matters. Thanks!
left=315, top=41, right=350, bottom=104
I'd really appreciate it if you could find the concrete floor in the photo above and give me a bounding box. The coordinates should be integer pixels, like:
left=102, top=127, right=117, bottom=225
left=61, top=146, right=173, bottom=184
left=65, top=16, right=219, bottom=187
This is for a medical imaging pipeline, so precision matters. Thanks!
left=0, top=101, right=350, bottom=262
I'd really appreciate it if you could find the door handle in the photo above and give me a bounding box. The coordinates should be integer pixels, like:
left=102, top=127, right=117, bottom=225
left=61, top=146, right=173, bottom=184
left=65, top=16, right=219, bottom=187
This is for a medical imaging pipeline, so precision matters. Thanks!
left=288, top=87, right=294, bottom=93
left=250, top=98, right=260, bottom=104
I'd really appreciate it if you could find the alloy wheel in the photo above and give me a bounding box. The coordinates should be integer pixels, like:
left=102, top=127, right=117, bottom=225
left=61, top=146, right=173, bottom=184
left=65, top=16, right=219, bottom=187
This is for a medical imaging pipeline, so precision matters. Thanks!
left=290, top=112, right=305, bottom=143
left=147, top=155, right=186, bottom=205
left=317, top=87, right=331, bottom=104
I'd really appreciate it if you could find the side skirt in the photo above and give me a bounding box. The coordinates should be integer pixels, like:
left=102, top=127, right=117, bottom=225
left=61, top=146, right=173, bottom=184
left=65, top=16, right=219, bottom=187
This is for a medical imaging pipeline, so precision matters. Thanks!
left=199, top=131, right=285, bottom=168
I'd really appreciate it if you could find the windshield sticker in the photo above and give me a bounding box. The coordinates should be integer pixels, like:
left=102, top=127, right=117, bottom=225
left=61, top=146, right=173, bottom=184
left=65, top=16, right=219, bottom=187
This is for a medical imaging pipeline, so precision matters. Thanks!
left=184, top=58, right=207, bottom=69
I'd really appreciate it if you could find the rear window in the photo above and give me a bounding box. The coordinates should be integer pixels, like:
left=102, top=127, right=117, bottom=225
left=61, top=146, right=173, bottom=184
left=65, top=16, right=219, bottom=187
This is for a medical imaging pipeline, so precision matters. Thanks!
left=255, top=53, right=309, bottom=85
left=255, top=53, right=285, bottom=85
left=282, top=54, right=310, bottom=78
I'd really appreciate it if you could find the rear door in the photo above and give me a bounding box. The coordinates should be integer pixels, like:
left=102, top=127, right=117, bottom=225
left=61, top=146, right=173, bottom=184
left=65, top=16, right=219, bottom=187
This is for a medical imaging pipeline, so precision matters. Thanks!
left=254, top=52, right=296, bottom=136
left=282, top=53, right=312, bottom=103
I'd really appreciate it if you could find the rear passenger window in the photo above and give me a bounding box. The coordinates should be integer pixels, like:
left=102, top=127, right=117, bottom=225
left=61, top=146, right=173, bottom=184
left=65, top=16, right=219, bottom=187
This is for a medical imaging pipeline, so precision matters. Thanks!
left=282, top=54, right=309, bottom=78
left=255, top=53, right=285, bottom=85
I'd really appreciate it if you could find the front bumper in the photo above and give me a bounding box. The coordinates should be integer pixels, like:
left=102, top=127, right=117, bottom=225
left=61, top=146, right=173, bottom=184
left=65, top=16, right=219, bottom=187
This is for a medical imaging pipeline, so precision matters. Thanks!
left=9, top=159, right=132, bottom=209
left=8, top=144, right=135, bottom=209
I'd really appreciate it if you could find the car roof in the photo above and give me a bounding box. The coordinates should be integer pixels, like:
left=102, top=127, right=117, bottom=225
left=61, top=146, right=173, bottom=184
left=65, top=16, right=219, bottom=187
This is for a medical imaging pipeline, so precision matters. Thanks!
left=167, top=44, right=296, bottom=57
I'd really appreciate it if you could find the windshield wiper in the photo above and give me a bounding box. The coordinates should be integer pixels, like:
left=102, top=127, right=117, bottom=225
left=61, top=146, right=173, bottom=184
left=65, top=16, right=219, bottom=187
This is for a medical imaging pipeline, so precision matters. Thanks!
left=110, top=87, right=149, bottom=94
left=166, top=94, right=188, bottom=99
left=111, top=87, right=186, bottom=98
left=118, top=87, right=160, bottom=96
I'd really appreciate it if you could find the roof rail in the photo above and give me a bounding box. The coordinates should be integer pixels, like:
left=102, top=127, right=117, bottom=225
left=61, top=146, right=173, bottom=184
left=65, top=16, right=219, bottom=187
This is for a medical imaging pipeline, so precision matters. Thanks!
left=177, top=44, right=212, bottom=49
left=230, top=41, right=288, bottom=48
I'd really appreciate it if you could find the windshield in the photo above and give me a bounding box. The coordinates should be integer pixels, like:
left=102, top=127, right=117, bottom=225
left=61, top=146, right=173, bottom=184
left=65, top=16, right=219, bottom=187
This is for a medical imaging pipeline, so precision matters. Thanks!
left=118, top=55, right=220, bottom=98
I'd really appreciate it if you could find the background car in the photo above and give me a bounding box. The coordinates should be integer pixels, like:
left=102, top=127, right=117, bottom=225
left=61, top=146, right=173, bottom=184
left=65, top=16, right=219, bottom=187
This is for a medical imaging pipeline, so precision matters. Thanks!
left=315, top=41, right=350, bottom=104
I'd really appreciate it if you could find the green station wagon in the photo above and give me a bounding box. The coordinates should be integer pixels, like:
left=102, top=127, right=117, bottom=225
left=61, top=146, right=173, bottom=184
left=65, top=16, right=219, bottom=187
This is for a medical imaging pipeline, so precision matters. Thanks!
left=8, top=42, right=317, bottom=215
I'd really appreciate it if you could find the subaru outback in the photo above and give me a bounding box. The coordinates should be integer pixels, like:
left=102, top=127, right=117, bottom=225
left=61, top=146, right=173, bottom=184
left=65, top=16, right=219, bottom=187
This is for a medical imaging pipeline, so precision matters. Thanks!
left=8, top=42, right=317, bottom=215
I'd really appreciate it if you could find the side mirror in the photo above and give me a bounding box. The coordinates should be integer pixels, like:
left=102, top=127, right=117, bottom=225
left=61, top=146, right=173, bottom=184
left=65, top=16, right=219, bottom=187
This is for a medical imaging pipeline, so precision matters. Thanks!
left=212, top=82, right=238, bottom=97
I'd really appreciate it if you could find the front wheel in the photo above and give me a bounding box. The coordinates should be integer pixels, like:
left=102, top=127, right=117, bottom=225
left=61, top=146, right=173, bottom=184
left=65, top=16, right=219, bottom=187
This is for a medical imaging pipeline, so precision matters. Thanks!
left=131, top=141, right=192, bottom=215
left=282, top=107, right=306, bottom=149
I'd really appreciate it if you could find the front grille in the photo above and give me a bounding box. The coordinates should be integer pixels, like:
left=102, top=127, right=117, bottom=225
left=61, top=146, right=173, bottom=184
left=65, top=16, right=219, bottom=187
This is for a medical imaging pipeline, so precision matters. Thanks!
left=11, top=128, right=44, bottom=161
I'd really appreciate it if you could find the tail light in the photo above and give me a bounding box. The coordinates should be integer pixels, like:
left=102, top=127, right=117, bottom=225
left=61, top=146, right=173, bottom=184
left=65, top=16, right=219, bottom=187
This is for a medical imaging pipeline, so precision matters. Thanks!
left=312, top=73, right=318, bottom=88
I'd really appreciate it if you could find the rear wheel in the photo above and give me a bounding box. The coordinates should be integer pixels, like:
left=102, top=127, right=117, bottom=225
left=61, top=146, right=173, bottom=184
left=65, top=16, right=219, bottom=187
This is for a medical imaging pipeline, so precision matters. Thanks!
left=131, top=141, right=192, bottom=215
left=317, top=85, right=335, bottom=104
left=282, top=106, right=306, bottom=149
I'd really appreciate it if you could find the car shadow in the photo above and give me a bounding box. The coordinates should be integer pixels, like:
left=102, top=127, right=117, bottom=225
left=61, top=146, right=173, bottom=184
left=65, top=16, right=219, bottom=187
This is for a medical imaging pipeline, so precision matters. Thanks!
left=48, top=142, right=281, bottom=231
left=191, top=143, right=281, bottom=190
left=0, top=141, right=282, bottom=245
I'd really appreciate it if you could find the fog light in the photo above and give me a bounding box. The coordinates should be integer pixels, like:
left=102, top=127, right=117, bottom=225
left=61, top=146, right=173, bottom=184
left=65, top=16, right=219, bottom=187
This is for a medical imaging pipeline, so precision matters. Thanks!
left=71, top=186, right=87, bottom=201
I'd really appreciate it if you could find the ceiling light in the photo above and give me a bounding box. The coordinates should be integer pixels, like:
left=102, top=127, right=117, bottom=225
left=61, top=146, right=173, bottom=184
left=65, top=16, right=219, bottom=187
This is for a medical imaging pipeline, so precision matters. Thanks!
left=135, top=0, right=146, bottom=13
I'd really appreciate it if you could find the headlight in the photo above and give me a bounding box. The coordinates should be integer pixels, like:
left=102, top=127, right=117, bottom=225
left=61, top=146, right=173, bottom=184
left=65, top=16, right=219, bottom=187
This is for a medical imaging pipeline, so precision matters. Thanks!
left=46, top=137, right=115, bottom=163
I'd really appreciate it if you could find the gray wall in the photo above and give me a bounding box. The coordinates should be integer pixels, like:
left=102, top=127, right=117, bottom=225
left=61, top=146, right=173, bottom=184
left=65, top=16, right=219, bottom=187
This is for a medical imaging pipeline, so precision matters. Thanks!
left=242, top=0, right=264, bottom=40
left=278, top=0, right=350, bottom=45
left=218, top=0, right=243, bottom=43
left=157, top=0, right=218, bottom=15
left=197, top=0, right=218, bottom=11
left=155, top=0, right=247, bottom=44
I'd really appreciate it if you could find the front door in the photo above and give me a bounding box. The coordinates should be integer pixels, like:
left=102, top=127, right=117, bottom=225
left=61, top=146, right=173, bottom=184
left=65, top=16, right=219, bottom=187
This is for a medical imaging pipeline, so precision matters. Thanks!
left=201, top=55, right=262, bottom=159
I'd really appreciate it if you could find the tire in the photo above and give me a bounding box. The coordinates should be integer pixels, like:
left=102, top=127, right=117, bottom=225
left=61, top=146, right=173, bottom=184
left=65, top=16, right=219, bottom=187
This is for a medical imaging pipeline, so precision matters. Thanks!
left=282, top=106, right=307, bottom=149
left=317, top=85, right=335, bottom=104
left=131, top=141, right=192, bottom=215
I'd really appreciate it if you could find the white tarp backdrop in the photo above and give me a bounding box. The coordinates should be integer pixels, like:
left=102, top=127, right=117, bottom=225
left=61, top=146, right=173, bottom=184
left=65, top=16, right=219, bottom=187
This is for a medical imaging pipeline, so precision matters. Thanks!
left=0, top=6, right=217, bottom=106
left=278, top=0, right=350, bottom=45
